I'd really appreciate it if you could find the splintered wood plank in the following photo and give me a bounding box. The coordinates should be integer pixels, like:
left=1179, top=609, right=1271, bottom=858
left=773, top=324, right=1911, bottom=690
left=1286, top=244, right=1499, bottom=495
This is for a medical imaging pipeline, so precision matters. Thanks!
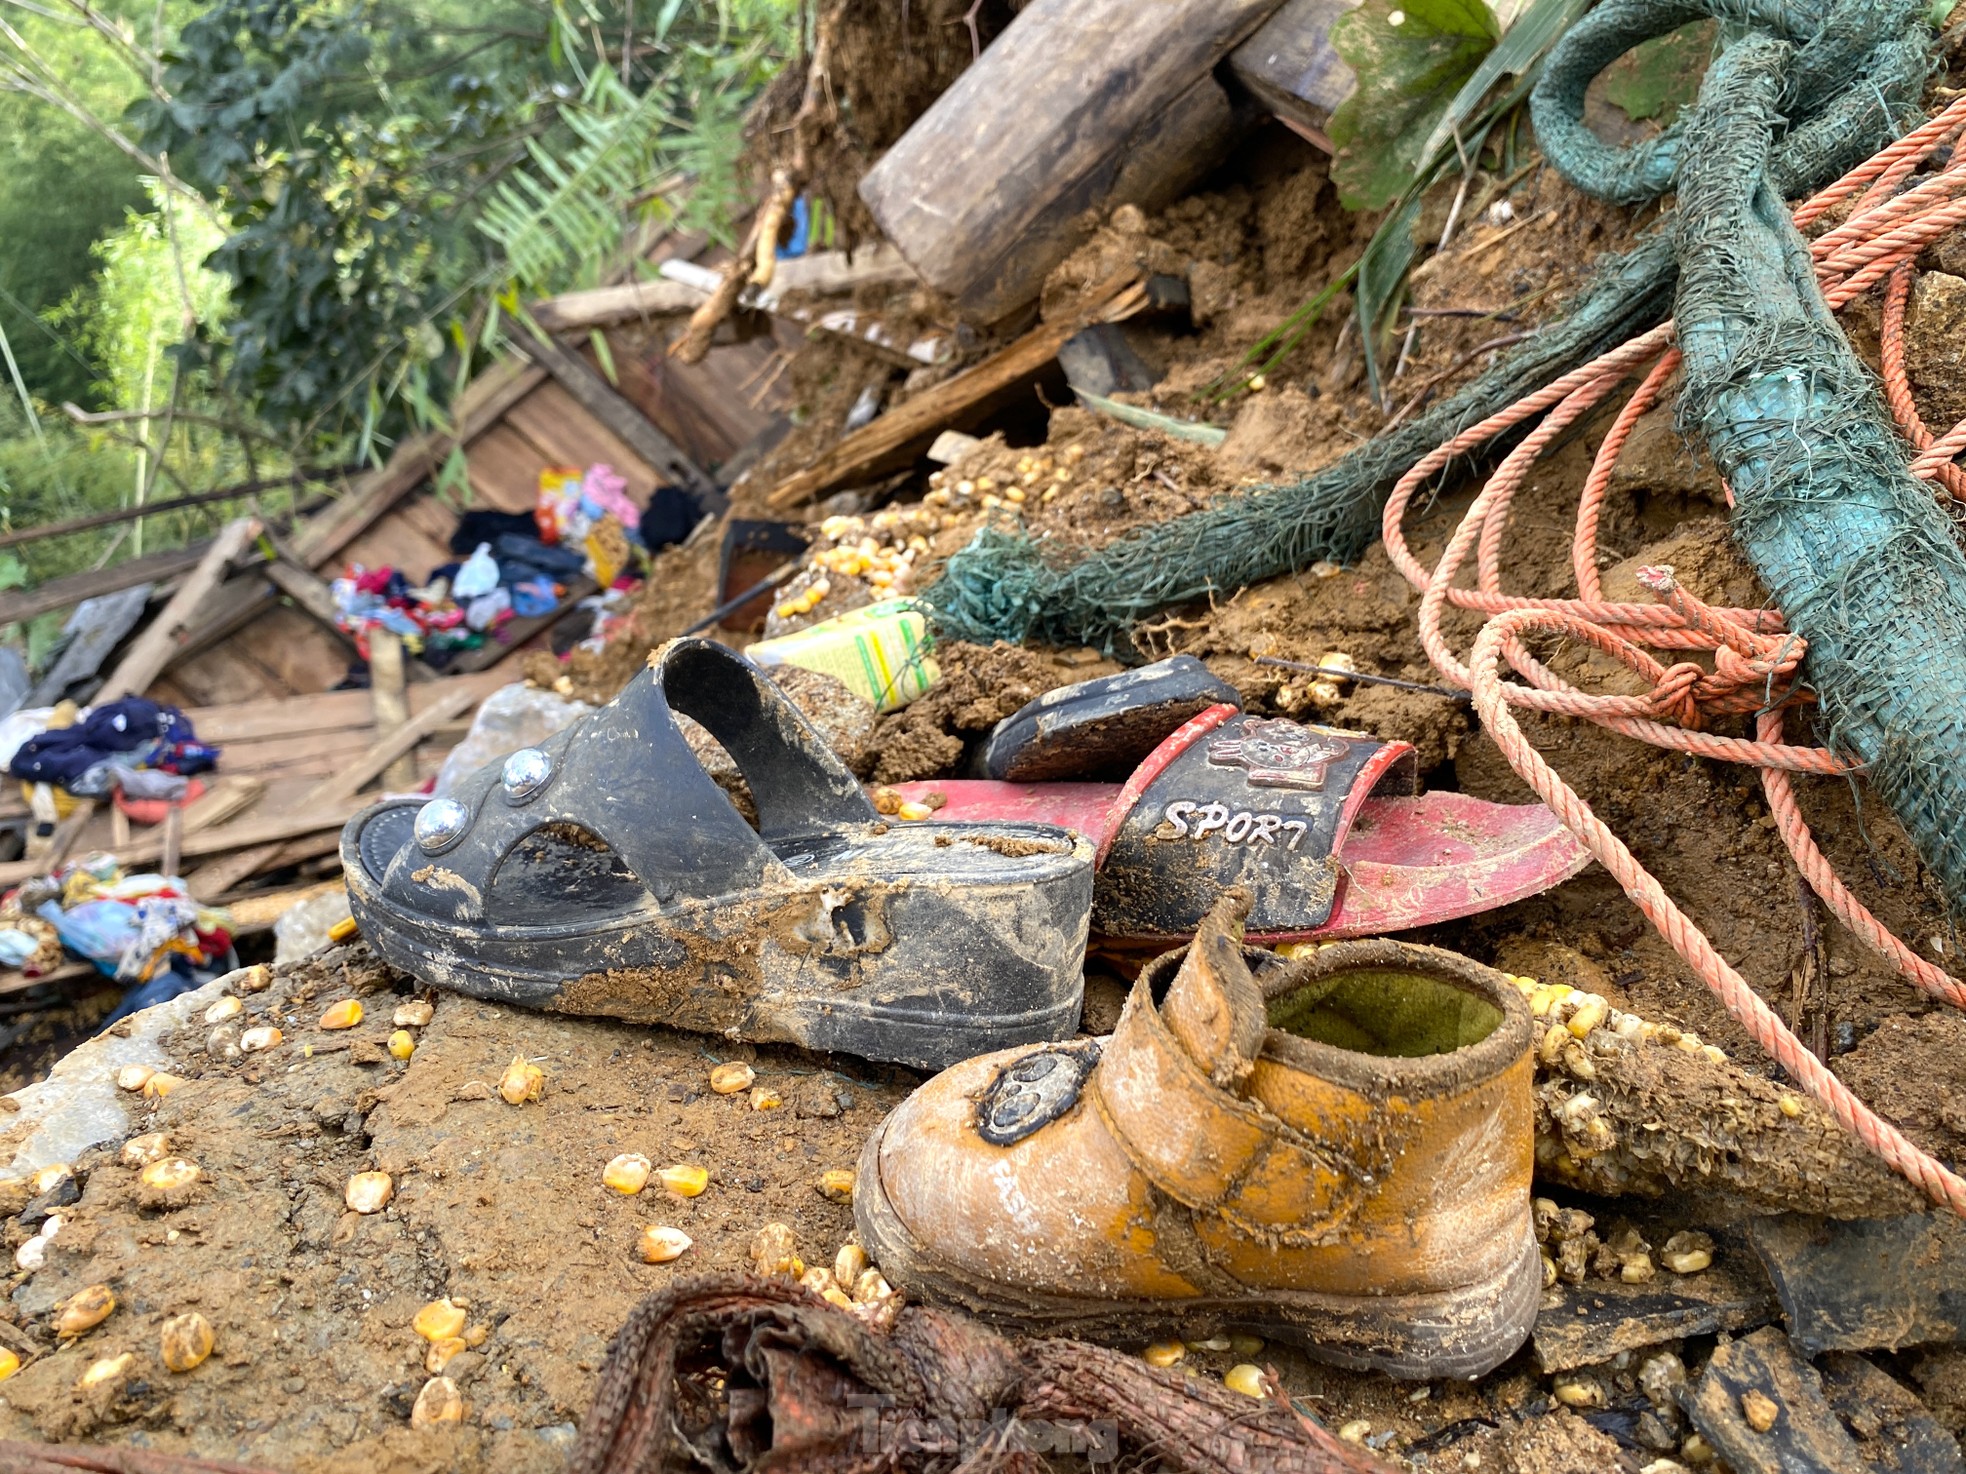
left=100, top=518, right=262, bottom=700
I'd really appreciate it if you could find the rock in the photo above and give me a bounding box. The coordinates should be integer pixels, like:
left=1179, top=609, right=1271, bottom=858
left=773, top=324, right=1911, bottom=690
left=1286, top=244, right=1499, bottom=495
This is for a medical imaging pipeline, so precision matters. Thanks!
left=1681, top=1327, right=1865, bottom=1474
left=1749, top=1213, right=1966, bottom=1354
left=273, top=888, right=355, bottom=967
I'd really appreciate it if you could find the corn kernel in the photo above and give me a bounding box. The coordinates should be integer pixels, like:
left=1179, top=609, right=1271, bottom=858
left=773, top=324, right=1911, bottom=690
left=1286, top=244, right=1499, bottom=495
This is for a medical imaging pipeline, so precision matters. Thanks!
left=463, top=1323, right=489, bottom=1348
left=710, top=1062, right=755, bottom=1095
left=659, top=1163, right=708, bottom=1197
left=78, top=1352, right=133, bottom=1390
left=201, top=996, right=242, bottom=1027
left=817, top=1169, right=856, bottom=1203
left=1247, top=374, right=1268, bottom=392
left=1142, top=1340, right=1185, bottom=1368
left=499, top=1057, right=544, bottom=1104
left=852, top=1269, right=894, bottom=1307
left=1339, top=1420, right=1373, bottom=1443
left=1567, top=996, right=1607, bottom=1037
left=835, top=1243, right=868, bottom=1285
left=328, top=916, right=360, bottom=945
left=144, top=1070, right=190, bottom=1098
left=0, top=1347, right=18, bottom=1381
left=389, top=1030, right=416, bottom=1060
left=320, top=999, right=362, bottom=1030
left=236, top=963, right=273, bottom=993
left=639, top=1225, right=692, bottom=1264
left=411, top=1375, right=463, bottom=1429
left=115, top=1064, right=154, bottom=1093
left=1229, top=1334, right=1265, bottom=1358
left=426, top=1336, right=467, bottom=1373
left=121, top=1133, right=170, bottom=1168
left=895, top=801, right=933, bottom=821
left=141, top=1158, right=200, bottom=1193
left=394, top=1000, right=434, bottom=1028
left=1225, top=1364, right=1267, bottom=1398
left=751, top=1222, right=800, bottom=1277
left=239, top=1027, right=283, bottom=1054
left=603, top=1154, right=652, bottom=1195
left=1778, top=1093, right=1805, bottom=1118
left=55, top=1283, right=115, bottom=1338
left=413, top=1299, right=467, bottom=1343
left=1661, top=1231, right=1714, bottom=1274
left=160, top=1311, right=214, bottom=1372
left=750, top=1087, right=783, bottom=1111
left=346, top=1171, right=393, bottom=1214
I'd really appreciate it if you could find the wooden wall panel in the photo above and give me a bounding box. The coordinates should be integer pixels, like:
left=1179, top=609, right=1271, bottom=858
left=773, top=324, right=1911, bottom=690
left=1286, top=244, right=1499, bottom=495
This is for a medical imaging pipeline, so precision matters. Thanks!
left=502, top=381, right=661, bottom=498
left=464, top=422, right=551, bottom=513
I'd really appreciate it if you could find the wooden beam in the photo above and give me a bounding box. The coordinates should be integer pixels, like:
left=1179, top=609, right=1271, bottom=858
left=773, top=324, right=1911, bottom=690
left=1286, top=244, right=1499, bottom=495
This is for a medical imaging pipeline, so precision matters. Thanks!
left=220, top=878, right=345, bottom=931
left=0, top=544, right=208, bottom=626
left=529, top=278, right=708, bottom=333
left=0, top=469, right=348, bottom=552
left=368, top=631, right=415, bottom=791
left=515, top=330, right=721, bottom=505
left=527, top=248, right=921, bottom=334
left=766, top=272, right=1147, bottom=509
left=304, top=678, right=489, bottom=807
left=1226, top=0, right=1358, bottom=132
left=97, top=517, right=262, bottom=701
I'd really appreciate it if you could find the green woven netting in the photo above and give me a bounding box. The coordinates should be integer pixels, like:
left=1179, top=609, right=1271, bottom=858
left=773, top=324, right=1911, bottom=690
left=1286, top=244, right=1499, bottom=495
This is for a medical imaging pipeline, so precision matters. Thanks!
left=922, top=0, right=1929, bottom=652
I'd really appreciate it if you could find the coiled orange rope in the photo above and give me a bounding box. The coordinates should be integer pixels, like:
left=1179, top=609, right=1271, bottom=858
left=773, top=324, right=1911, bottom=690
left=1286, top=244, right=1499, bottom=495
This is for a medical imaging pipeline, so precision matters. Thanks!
left=1385, top=96, right=1966, bottom=1215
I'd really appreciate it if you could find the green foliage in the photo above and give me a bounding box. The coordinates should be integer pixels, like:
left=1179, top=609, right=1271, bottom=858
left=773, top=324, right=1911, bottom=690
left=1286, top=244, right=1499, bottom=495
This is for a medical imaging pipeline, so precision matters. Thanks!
left=1329, top=0, right=1501, bottom=211
left=1598, top=21, right=1713, bottom=124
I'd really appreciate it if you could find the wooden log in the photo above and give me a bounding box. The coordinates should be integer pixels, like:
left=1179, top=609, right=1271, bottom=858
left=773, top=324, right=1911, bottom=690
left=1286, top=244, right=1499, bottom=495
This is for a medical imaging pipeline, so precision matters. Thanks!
left=1226, top=0, right=1359, bottom=136
left=0, top=544, right=207, bottom=627
left=767, top=272, right=1148, bottom=509
left=527, top=248, right=920, bottom=334
left=529, top=278, right=708, bottom=333
left=515, top=330, right=719, bottom=505
left=179, top=775, right=266, bottom=834
left=97, top=518, right=262, bottom=701
left=857, top=0, right=1278, bottom=321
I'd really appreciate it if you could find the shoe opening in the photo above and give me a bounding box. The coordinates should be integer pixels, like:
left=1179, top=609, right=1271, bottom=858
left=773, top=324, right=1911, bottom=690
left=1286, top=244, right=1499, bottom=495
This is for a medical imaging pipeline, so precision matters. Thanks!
left=1267, top=968, right=1503, bottom=1058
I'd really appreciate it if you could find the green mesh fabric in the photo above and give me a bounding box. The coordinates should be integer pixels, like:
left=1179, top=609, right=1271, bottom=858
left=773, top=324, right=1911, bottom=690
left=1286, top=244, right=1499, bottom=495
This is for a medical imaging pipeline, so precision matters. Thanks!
left=922, top=0, right=1930, bottom=652
left=1665, top=30, right=1966, bottom=916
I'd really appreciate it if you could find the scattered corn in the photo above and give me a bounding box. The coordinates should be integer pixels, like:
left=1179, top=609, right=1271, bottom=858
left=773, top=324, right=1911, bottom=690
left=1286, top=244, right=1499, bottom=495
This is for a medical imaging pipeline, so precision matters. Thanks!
left=159, top=1311, right=214, bottom=1372
left=749, top=1087, right=784, bottom=1111
left=14, top=1237, right=45, bottom=1272
left=394, top=1000, right=434, bottom=1028
left=1566, top=996, right=1607, bottom=1038
left=0, top=1347, right=18, bottom=1381
left=1339, top=1421, right=1372, bottom=1443
left=235, top=963, right=273, bottom=993
left=426, top=1337, right=467, bottom=1373
left=817, top=1169, right=856, bottom=1203
left=114, top=1064, right=155, bottom=1093
left=639, top=1226, right=693, bottom=1264
left=121, top=1133, right=170, bottom=1168
left=1681, top=1433, right=1715, bottom=1465
left=1741, top=1388, right=1779, bottom=1433
left=603, top=1154, right=652, bottom=1195
left=388, top=1030, right=416, bottom=1060
left=204, top=996, right=243, bottom=1025
left=346, top=1171, right=393, bottom=1214
left=145, top=1070, right=189, bottom=1098
left=895, top=801, right=933, bottom=822
left=1142, top=1340, right=1185, bottom=1368
left=852, top=1269, right=892, bottom=1304
left=54, top=1283, right=116, bottom=1338
left=320, top=999, right=362, bottom=1030
left=413, top=1299, right=468, bottom=1343
left=1778, top=1093, right=1806, bottom=1118
left=140, top=1158, right=200, bottom=1193
left=499, top=1057, right=545, bottom=1104
left=328, top=916, right=360, bottom=945
left=1224, top=1364, right=1267, bottom=1398
left=239, top=1027, right=283, bottom=1054
left=1229, top=1334, right=1265, bottom=1359
left=658, top=1163, right=708, bottom=1197
left=411, top=1375, right=464, bottom=1429
left=710, top=1062, right=755, bottom=1094
left=834, top=1243, right=868, bottom=1286
left=78, top=1352, right=134, bottom=1390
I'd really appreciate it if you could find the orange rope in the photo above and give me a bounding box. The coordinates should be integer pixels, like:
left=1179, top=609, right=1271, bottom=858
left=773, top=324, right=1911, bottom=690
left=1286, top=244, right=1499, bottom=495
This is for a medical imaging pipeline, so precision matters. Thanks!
left=1384, top=97, right=1966, bottom=1215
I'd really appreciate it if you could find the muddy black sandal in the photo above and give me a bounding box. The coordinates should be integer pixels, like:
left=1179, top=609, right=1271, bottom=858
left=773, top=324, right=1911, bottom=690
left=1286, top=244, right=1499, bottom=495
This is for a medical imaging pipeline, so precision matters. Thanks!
left=341, top=639, right=1095, bottom=1069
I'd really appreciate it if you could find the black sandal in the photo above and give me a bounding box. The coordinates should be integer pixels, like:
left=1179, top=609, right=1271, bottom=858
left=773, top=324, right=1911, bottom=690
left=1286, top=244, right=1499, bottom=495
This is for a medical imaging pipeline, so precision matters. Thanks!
left=342, top=639, right=1095, bottom=1069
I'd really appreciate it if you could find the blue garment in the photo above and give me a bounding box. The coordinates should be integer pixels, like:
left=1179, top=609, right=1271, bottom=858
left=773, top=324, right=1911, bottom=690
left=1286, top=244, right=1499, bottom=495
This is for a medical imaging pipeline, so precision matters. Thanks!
left=8, top=700, right=206, bottom=787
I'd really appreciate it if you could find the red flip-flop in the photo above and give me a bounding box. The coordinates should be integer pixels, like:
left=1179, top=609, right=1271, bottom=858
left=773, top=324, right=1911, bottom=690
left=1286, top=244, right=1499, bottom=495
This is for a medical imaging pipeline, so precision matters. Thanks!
left=888, top=703, right=1591, bottom=942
